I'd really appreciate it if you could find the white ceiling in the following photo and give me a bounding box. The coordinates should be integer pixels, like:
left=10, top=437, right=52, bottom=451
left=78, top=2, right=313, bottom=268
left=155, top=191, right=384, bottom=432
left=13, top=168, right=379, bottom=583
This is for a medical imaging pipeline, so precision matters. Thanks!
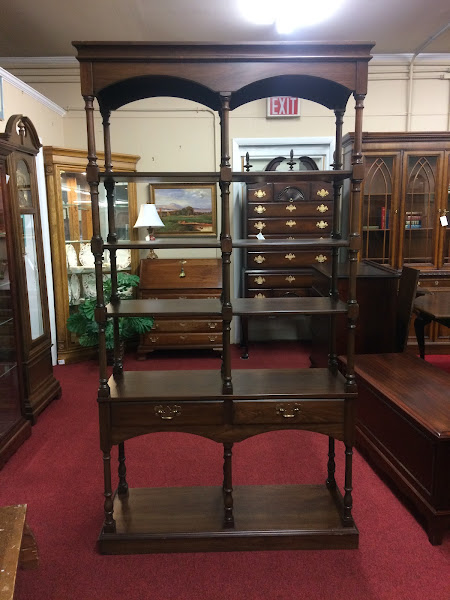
left=0, top=0, right=449, bottom=58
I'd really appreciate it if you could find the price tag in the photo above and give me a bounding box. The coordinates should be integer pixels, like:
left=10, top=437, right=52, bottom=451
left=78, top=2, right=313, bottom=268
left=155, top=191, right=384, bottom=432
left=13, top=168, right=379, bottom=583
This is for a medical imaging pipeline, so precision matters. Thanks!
left=256, top=232, right=265, bottom=240
left=440, top=215, right=448, bottom=227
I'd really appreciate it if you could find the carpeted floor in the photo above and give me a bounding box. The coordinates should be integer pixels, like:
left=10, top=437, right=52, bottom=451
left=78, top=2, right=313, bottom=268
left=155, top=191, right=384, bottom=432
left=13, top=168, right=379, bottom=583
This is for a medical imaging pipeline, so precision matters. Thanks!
left=1, top=342, right=449, bottom=600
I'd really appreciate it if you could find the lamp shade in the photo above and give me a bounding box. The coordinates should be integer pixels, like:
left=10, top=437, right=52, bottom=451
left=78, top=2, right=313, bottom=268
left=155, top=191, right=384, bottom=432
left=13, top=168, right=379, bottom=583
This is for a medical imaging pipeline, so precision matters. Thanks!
left=134, top=203, right=165, bottom=228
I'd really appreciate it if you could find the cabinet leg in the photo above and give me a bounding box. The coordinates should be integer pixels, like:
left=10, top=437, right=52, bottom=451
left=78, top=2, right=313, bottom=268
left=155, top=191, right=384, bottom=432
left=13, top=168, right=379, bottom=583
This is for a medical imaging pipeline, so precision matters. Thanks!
left=117, top=442, right=129, bottom=496
left=103, top=451, right=116, bottom=533
left=343, top=444, right=354, bottom=526
left=240, top=317, right=249, bottom=359
left=326, top=437, right=336, bottom=489
left=414, top=314, right=428, bottom=359
left=222, top=443, right=234, bottom=528
left=426, top=518, right=444, bottom=545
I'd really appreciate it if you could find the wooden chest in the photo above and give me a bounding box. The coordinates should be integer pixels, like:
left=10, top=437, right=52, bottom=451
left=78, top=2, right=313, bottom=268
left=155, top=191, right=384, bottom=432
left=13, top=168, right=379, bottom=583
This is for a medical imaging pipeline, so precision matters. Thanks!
left=241, top=180, right=334, bottom=354
left=137, top=258, right=222, bottom=357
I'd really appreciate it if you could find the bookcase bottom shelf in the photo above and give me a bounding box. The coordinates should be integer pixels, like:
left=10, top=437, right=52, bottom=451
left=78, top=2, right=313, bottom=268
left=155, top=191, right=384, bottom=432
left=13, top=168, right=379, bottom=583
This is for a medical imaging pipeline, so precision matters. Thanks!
left=98, top=484, right=359, bottom=554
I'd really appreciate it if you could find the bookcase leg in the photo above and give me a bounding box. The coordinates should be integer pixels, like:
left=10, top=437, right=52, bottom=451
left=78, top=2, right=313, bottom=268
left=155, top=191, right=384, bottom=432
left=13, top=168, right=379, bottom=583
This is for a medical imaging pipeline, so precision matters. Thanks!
left=343, top=444, right=354, bottom=526
left=117, top=442, right=129, bottom=496
left=103, top=450, right=116, bottom=533
left=326, top=437, right=336, bottom=489
left=222, top=443, right=235, bottom=528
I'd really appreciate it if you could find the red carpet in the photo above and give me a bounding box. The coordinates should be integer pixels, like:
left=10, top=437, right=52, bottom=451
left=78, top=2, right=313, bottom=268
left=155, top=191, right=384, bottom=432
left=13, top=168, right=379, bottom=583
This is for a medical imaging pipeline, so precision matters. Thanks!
left=1, top=343, right=449, bottom=600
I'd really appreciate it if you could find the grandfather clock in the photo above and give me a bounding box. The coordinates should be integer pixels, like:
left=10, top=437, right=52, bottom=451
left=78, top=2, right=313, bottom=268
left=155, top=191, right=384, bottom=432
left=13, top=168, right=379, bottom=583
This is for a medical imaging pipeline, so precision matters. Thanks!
left=0, top=115, right=60, bottom=423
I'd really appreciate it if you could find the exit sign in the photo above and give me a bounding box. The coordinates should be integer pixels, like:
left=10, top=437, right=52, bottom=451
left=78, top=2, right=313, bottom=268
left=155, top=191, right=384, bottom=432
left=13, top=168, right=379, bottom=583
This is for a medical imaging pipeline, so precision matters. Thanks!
left=267, top=97, right=300, bottom=118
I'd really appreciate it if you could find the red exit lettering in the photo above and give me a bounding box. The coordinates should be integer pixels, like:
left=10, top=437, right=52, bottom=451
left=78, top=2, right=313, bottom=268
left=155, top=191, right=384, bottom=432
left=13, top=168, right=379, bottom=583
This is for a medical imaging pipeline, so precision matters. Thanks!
left=267, top=97, right=300, bottom=117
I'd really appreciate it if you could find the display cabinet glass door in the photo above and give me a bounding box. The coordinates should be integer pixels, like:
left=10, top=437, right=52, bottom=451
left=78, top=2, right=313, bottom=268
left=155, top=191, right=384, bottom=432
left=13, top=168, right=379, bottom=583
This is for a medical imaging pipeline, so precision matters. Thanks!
left=361, top=155, right=396, bottom=265
left=62, top=170, right=132, bottom=312
left=402, top=155, right=439, bottom=266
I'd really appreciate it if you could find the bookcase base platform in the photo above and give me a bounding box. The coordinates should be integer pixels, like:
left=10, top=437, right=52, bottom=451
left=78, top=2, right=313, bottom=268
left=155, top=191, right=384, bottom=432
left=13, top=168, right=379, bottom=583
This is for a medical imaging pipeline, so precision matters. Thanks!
left=97, top=485, right=359, bottom=554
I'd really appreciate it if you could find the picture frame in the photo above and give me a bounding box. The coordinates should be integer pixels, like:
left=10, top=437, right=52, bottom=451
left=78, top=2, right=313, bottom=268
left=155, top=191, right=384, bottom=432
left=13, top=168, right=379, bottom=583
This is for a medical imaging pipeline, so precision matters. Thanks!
left=149, top=183, right=217, bottom=236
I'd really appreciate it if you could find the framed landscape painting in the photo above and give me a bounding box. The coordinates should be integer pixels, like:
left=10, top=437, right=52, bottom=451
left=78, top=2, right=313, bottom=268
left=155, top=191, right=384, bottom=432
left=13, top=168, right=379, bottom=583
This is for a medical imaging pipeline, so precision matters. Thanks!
left=149, top=183, right=217, bottom=236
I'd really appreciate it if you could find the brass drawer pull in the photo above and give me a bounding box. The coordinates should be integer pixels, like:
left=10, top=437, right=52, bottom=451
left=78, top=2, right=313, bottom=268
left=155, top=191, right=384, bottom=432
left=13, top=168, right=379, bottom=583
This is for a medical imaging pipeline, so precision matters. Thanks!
left=317, top=189, right=329, bottom=198
left=149, top=336, right=159, bottom=343
left=434, top=280, right=439, bottom=286
left=316, top=220, right=328, bottom=229
left=209, top=336, right=217, bottom=342
left=285, top=253, right=295, bottom=261
left=285, top=276, right=295, bottom=283
left=179, top=335, right=187, bottom=341
left=179, top=322, right=187, bottom=327
left=254, top=205, right=266, bottom=214
left=276, top=403, right=301, bottom=418
left=317, top=204, right=329, bottom=213
left=154, top=405, right=181, bottom=420
left=286, top=204, right=296, bottom=212
left=254, top=293, right=266, bottom=298
left=315, top=254, right=327, bottom=263
left=286, top=220, right=296, bottom=228
left=254, top=276, right=266, bottom=285
left=208, top=322, right=217, bottom=329
left=254, top=189, right=266, bottom=198
left=253, top=255, right=265, bottom=264
left=254, top=221, right=266, bottom=231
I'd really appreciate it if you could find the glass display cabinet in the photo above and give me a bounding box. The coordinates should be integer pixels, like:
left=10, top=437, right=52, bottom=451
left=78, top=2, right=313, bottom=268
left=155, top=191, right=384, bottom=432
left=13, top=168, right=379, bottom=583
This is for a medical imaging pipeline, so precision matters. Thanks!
left=43, top=147, right=139, bottom=363
left=0, top=115, right=60, bottom=423
left=343, top=132, right=450, bottom=353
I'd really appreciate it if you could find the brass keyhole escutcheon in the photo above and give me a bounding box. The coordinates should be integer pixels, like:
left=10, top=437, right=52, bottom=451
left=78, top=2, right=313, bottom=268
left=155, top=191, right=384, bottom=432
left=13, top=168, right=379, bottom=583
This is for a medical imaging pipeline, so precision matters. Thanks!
left=179, top=259, right=186, bottom=278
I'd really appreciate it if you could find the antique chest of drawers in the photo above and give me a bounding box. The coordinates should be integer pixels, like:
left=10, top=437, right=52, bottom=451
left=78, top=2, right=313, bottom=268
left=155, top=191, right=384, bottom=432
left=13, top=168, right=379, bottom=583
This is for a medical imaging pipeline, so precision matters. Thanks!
left=241, top=180, right=334, bottom=353
left=137, top=258, right=222, bottom=357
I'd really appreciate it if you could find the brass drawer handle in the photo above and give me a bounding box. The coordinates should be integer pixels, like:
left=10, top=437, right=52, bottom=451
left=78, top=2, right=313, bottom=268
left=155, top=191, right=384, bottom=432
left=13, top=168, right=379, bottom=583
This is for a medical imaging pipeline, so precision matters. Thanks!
left=254, top=221, right=266, bottom=231
left=179, top=322, right=187, bottom=327
left=276, top=403, right=301, bottom=418
left=285, top=253, right=295, bottom=261
left=285, top=204, right=296, bottom=212
left=317, top=189, right=329, bottom=198
left=254, top=293, right=266, bottom=298
left=178, top=295, right=187, bottom=299
left=149, top=336, right=159, bottom=343
left=179, top=335, right=187, bottom=341
left=254, top=276, right=266, bottom=285
left=154, top=405, right=181, bottom=420
left=253, top=255, right=266, bottom=264
left=315, top=254, right=327, bottom=263
left=316, top=220, right=329, bottom=229
left=254, top=189, right=266, bottom=198
left=209, top=336, right=217, bottom=342
left=286, top=220, right=296, bottom=228
left=208, top=322, right=217, bottom=329
left=254, top=205, right=266, bottom=214
left=317, top=204, right=329, bottom=213
left=434, top=280, right=439, bottom=286
left=285, top=276, right=295, bottom=283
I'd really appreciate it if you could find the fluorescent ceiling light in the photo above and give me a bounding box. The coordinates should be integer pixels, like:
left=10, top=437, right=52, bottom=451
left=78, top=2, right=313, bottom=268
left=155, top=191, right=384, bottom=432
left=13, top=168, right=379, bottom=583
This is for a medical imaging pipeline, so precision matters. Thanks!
left=238, top=0, right=345, bottom=33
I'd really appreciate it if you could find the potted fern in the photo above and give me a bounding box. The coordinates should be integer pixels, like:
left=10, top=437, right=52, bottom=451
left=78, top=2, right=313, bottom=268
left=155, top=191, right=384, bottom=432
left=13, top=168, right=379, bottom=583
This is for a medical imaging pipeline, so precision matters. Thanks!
left=67, top=272, right=154, bottom=354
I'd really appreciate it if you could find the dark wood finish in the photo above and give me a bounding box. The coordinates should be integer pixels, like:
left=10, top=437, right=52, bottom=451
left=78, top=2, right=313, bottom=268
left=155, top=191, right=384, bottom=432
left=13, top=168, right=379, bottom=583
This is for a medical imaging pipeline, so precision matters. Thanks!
left=413, top=291, right=450, bottom=358
left=342, top=132, right=450, bottom=353
left=310, top=261, right=399, bottom=366
left=0, top=116, right=60, bottom=423
left=137, top=258, right=222, bottom=357
left=74, top=41, right=373, bottom=554
left=340, top=352, right=450, bottom=545
left=395, top=266, right=419, bottom=352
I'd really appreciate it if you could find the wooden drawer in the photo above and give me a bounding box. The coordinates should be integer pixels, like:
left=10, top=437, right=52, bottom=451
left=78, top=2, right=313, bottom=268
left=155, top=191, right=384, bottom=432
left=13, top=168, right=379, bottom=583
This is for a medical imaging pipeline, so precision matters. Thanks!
left=247, top=201, right=333, bottom=218
left=248, top=217, right=332, bottom=235
left=142, top=332, right=222, bottom=347
left=245, top=270, right=312, bottom=289
left=139, top=258, right=222, bottom=290
left=418, top=277, right=450, bottom=290
left=233, top=399, right=344, bottom=425
left=151, top=319, right=221, bottom=333
left=247, top=183, right=273, bottom=202
left=246, top=288, right=310, bottom=298
left=111, top=401, right=224, bottom=428
left=310, top=182, right=334, bottom=198
left=141, top=290, right=221, bottom=300
left=247, top=251, right=331, bottom=268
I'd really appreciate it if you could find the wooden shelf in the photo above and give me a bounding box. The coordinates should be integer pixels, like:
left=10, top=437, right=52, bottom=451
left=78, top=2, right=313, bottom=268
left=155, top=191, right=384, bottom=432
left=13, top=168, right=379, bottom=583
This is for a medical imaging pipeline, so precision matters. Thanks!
left=107, top=368, right=355, bottom=402
left=98, top=485, right=359, bottom=554
left=103, top=238, right=349, bottom=251
left=104, top=240, right=221, bottom=250
left=106, top=297, right=348, bottom=318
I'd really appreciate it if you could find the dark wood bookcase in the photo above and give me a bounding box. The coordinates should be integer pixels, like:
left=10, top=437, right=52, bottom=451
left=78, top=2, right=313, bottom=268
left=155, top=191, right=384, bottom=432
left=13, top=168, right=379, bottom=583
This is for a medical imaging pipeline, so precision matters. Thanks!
left=73, top=41, right=373, bottom=554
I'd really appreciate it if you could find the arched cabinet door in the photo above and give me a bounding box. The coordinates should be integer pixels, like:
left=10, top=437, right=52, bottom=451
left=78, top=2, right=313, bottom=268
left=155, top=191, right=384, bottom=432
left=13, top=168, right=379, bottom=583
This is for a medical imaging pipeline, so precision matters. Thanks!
left=0, top=115, right=60, bottom=423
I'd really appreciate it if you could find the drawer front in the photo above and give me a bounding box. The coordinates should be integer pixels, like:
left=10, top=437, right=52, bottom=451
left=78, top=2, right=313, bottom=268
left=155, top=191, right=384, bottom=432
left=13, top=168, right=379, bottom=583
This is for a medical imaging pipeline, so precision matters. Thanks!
left=233, top=399, right=344, bottom=425
left=139, top=258, right=222, bottom=290
left=310, top=182, right=334, bottom=199
left=111, top=401, right=224, bottom=428
left=248, top=251, right=331, bottom=268
left=245, top=271, right=312, bottom=289
left=418, top=277, right=450, bottom=290
left=151, top=319, right=221, bottom=333
left=141, top=290, right=221, bottom=300
left=246, top=288, right=310, bottom=298
left=142, top=332, right=222, bottom=347
left=247, top=184, right=273, bottom=202
left=247, top=201, right=333, bottom=218
left=248, top=217, right=332, bottom=235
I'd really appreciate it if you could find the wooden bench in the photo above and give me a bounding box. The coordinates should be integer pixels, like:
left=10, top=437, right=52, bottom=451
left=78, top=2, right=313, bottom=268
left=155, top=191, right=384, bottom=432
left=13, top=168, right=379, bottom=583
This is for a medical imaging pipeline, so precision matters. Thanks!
left=0, top=505, right=39, bottom=599
left=339, top=352, right=450, bottom=545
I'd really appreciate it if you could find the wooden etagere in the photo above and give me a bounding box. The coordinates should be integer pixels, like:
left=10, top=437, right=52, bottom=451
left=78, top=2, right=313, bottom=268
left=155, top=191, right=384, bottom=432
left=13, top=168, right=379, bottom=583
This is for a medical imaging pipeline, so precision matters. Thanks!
left=74, top=41, right=373, bottom=554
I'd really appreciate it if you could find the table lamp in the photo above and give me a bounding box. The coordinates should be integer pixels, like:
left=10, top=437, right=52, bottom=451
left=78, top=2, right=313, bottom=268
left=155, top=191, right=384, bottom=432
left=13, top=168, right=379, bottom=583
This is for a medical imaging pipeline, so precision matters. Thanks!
left=134, top=203, right=165, bottom=259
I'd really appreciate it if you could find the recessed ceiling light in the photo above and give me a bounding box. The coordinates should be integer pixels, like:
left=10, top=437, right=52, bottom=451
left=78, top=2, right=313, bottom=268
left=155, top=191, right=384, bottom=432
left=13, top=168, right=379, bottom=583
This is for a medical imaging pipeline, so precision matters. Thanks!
left=238, top=0, right=345, bottom=34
